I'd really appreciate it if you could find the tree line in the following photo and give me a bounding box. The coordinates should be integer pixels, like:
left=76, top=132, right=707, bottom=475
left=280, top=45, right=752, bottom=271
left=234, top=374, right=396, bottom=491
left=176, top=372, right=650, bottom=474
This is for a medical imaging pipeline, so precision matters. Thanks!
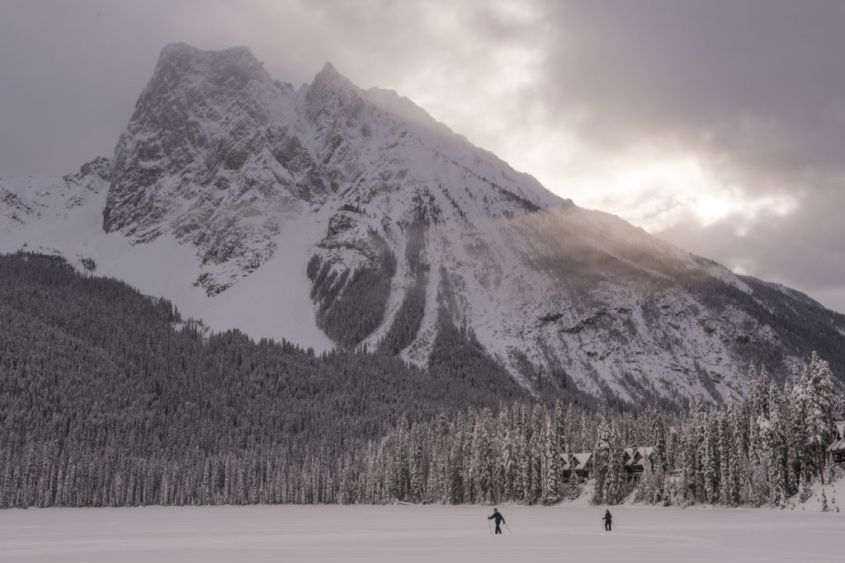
left=0, top=252, right=842, bottom=508
left=0, top=252, right=524, bottom=508
left=341, top=353, right=842, bottom=507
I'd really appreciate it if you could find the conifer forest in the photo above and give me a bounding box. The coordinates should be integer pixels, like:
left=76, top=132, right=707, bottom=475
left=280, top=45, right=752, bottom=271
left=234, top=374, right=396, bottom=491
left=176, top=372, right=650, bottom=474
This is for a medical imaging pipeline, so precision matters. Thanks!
left=1, top=252, right=843, bottom=509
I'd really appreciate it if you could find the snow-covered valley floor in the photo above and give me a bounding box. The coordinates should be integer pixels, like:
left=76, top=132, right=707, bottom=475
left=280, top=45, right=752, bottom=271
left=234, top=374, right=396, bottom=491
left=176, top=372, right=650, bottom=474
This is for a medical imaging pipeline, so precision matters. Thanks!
left=0, top=504, right=841, bottom=563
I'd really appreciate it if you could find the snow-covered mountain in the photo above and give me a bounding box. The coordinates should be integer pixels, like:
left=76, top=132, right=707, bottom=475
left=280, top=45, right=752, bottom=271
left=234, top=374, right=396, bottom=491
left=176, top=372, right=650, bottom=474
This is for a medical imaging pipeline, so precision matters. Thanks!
left=2, top=42, right=844, bottom=403
left=1, top=157, right=111, bottom=232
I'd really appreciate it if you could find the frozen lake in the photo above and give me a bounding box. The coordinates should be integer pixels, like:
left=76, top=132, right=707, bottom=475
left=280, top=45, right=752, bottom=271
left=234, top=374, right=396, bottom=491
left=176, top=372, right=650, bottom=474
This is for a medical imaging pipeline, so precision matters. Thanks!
left=0, top=504, right=841, bottom=562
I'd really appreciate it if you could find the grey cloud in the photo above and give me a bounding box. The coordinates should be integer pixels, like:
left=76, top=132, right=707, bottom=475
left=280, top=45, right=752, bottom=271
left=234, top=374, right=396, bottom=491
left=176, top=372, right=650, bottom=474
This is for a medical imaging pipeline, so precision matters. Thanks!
left=526, top=1, right=845, bottom=312
left=660, top=185, right=845, bottom=311
left=0, top=0, right=843, bottom=312
left=538, top=0, right=845, bottom=182
left=0, top=0, right=328, bottom=177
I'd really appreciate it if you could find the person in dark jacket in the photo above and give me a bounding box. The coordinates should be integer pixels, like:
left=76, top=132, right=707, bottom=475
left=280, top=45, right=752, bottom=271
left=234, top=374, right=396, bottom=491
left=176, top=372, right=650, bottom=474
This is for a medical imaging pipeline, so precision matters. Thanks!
left=603, top=509, right=613, bottom=531
left=488, top=507, right=506, bottom=534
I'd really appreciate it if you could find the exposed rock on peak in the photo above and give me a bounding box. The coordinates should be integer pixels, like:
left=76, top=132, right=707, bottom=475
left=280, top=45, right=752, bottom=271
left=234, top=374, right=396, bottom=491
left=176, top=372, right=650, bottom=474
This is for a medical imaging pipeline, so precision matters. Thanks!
left=315, top=61, right=344, bottom=81
left=158, top=42, right=264, bottom=71
left=306, top=61, right=363, bottom=122
left=72, top=156, right=112, bottom=183
left=104, top=43, right=321, bottom=292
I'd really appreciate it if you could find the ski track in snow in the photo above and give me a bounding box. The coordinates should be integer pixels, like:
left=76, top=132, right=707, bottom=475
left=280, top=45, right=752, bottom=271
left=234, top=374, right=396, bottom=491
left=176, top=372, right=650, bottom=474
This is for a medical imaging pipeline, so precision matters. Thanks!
left=0, top=504, right=841, bottom=563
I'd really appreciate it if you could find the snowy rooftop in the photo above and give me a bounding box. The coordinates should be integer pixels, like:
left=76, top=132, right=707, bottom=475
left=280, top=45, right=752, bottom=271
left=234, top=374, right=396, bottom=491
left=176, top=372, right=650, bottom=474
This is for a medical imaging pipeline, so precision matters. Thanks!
left=827, top=438, right=845, bottom=452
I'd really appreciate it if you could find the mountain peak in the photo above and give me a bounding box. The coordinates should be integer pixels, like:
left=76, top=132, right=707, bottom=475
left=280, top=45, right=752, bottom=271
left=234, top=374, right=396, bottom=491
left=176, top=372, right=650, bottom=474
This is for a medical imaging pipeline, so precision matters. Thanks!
left=159, top=41, right=201, bottom=58
left=311, top=61, right=355, bottom=92
left=158, top=42, right=258, bottom=63
left=150, top=42, right=267, bottom=88
left=320, top=61, right=340, bottom=76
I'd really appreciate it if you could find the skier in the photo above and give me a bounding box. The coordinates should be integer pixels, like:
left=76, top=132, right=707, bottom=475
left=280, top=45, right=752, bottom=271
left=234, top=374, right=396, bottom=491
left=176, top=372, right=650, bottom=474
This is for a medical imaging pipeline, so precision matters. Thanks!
left=488, top=507, right=506, bottom=534
left=602, top=509, right=613, bottom=531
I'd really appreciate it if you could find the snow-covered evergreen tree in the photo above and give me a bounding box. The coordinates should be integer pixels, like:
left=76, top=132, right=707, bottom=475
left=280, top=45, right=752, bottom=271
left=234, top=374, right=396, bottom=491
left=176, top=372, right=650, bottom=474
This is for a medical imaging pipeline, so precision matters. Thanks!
left=592, top=417, right=611, bottom=505
left=603, top=423, right=625, bottom=505
left=797, top=352, right=835, bottom=481
left=702, top=415, right=719, bottom=504
left=765, top=382, right=788, bottom=506
left=542, top=411, right=561, bottom=505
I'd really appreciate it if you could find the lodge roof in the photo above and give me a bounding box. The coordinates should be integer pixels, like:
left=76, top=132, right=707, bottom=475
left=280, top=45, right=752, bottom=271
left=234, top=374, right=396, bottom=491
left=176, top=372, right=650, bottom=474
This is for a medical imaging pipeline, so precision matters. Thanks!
left=562, top=452, right=592, bottom=471
left=827, top=439, right=845, bottom=453
left=623, top=446, right=655, bottom=466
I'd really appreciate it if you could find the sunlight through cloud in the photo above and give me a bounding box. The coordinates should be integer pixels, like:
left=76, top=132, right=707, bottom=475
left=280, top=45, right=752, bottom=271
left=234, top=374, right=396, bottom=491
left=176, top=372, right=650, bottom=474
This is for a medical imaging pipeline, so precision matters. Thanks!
left=515, top=151, right=799, bottom=233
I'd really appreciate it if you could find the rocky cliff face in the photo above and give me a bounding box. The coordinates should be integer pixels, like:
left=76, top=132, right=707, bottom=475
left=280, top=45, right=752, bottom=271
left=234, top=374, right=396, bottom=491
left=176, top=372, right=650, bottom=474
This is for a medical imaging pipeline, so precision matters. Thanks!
left=3, top=43, right=844, bottom=404
left=104, top=44, right=329, bottom=293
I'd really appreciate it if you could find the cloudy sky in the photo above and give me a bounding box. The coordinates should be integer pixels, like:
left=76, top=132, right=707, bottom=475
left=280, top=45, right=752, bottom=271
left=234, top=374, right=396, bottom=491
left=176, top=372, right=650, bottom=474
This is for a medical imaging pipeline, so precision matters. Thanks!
left=2, top=0, right=844, bottom=312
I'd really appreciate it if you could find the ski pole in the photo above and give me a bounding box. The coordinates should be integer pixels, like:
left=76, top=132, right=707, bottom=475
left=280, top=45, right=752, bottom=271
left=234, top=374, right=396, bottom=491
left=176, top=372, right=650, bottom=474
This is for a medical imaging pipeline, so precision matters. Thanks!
left=504, top=522, right=512, bottom=534
left=488, top=520, right=492, bottom=535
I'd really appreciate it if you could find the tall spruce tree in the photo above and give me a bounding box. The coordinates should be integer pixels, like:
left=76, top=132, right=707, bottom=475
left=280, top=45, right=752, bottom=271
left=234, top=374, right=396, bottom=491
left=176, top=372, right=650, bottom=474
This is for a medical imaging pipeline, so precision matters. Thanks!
left=543, top=411, right=561, bottom=505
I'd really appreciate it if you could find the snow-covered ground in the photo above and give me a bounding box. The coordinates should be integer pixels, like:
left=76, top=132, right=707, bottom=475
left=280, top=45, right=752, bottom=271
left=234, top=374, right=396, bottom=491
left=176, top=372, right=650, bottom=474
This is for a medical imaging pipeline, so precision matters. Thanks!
left=0, top=505, right=841, bottom=562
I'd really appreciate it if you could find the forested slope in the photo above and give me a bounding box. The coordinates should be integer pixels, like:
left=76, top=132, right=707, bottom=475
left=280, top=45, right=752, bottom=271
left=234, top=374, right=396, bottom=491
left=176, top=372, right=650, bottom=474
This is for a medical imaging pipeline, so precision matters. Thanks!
left=1, top=253, right=842, bottom=508
left=0, top=252, right=527, bottom=506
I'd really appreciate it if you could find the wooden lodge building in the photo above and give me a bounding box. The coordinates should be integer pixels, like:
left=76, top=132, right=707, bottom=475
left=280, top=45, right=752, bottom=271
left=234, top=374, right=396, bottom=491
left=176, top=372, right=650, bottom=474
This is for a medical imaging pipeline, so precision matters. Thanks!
left=562, top=452, right=593, bottom=482
left=623, top=447, right=655, bottom=480
left=562, top=447, right=655, bottom=482
left=828, top=420, right=845, bottom=465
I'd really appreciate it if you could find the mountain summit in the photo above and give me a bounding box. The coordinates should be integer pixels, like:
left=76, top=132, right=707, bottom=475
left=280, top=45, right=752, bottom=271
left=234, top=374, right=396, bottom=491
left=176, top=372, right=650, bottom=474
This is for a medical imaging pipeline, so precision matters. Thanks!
left=2, top=43, right=843, bottom=403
